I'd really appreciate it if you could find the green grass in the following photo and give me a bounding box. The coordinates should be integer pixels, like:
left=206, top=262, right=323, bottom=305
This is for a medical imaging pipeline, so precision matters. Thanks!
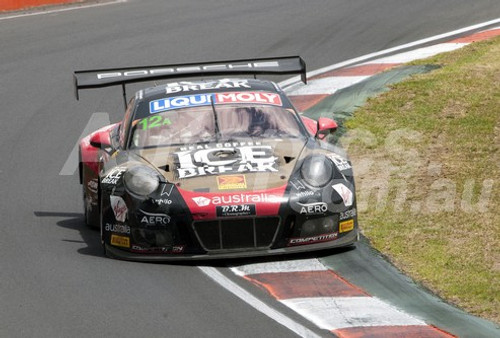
left=345, top=35, right=500, bottom=323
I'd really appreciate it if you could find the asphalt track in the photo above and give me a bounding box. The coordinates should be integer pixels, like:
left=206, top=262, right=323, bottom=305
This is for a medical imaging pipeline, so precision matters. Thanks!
left=1, top=1, right=500, bottom=337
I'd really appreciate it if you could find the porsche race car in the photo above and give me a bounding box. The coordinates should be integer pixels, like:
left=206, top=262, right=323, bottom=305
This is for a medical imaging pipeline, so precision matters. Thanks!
left=75, top=56, right=358, bottom=261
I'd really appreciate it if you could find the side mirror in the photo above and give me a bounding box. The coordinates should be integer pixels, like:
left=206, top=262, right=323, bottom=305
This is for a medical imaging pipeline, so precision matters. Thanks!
left=315, top=117, right=338, bottom=139
left=89, top=131, right=112, bottom=149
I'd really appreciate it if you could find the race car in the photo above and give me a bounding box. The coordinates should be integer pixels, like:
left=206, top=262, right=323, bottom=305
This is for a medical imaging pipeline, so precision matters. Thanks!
left=75, top=56, right=358, bottom=261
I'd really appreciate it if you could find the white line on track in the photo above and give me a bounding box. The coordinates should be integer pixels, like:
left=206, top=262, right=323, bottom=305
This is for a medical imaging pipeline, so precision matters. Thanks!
left=280, top=17, right=500, bottom=89
left=198, top=266, right=321, bottom=338
left=0, top=0, right=127, bottom=21
left=365, top=43, right=468, bottom=64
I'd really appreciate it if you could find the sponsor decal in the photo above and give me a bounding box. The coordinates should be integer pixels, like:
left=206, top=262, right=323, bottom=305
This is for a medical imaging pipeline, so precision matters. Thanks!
left=105, top=222, right=131, bottom=234
left=296, top=190, right=314, bottom=198
left=149, top=91, right=282, bottom=114
left=192, top=196, right=211, bottom=207
left=154, top=199, right=173, bottom=206
left=111, top=234, right=130, bottom=248
left=110, top=196, right=128, bottom=222
left=340, top=208, right=357, bottom=221
left=160, top=184, right=174, bottom=196
left=332, top=183, right=354, bottom=207
left=150, top=94, right=212, bottom=114
left=215, top=92, right=282, bottom=106
left=290, top=179, right=306, bottom=190
left=138, top=210, right=171, bottom=226
left=87, top=179, right=98, bottom=194
left=298, top=202, right=328, bottom=215
left=216, top=204, right=256, bottom=217
left=327, top=154, right=352, bottom=171
left=131, top=245, right=185, bottom=254
left=192, top=193, right=280, bottom=207
left=175, top=145, right=277, bottom=179
left=339, top=219, right=354, bottom=233
left=172, top=245, right=185, bottom=253
left=165, top=80, right=251, bottom=94
left=102, top=167, right=127, bottom=185
left=96, top=61, right=280, bottom=80
left=288, top=232, right=338, bottom=246
left=179, top=140, right=261, bottom=151
left=216, top=175, right=247, bottom=190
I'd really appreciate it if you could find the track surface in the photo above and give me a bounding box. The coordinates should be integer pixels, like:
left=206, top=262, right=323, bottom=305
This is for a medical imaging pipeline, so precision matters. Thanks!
left=1, top=1, right=500, bottom=336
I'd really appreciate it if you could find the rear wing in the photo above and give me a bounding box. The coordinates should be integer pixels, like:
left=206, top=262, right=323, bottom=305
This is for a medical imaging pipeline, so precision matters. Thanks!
left=74, top=56, right=306, bottom=107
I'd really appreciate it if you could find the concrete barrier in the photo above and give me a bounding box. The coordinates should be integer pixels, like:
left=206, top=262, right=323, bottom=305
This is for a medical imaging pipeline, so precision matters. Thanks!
left=1, top=0, right=83, bottom=12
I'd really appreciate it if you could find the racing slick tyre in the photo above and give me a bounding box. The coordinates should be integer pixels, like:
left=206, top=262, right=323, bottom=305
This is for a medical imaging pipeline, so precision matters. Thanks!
left=83, top=190, right=91, bottom=228
left=83, top=187, right=100, bottom=230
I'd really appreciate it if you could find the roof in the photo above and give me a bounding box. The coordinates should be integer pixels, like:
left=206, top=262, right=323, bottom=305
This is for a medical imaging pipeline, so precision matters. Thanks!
left=132, top=78, right=292, bottom=120
left=139, top=78, right=281, bottom=100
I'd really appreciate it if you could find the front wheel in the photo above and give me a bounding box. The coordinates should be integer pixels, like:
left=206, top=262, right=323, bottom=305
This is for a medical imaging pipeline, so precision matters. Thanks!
left=83, top=190, right=93, bottom=228
left=99, top=191, right=107, bottom=257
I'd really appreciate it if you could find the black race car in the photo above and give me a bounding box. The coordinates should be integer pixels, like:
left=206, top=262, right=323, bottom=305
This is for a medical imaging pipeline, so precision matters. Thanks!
left=75, top=56, right=358, bottom=261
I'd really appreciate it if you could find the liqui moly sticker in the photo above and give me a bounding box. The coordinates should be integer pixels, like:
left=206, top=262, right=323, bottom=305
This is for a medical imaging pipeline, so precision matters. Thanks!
left=150, top=94, right=212, bottom=114
left=214, top=92, right=282, bottom=106
left=332, top=183, right=354, bottom=207
left=110, top=196, right=128, bottom=222
left=149, top=92, right=282, bottom=114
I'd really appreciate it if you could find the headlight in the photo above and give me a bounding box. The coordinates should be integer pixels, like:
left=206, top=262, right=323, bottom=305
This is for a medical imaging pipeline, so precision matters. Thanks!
left=300, top=155, right=333, bottom=187
left=123, top=166, right=160, bottom=196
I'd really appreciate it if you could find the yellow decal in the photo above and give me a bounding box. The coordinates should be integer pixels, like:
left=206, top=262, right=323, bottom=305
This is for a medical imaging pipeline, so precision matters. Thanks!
left=111, top=234, right=130, bottom=248
left=339, top=219, right=354, bottom=233
left=216, top=175, right=247, bottom=190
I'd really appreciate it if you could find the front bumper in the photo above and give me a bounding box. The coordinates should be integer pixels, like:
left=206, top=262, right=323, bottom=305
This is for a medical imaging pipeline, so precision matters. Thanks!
left=104, top=228, right=358, bottom=262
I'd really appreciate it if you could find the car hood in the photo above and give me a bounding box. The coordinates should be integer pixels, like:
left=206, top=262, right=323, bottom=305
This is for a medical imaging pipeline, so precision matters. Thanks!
left=135, top=138, right=307, bottom=192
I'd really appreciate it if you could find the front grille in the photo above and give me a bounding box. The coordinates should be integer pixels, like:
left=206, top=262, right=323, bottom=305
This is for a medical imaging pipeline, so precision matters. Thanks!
left=193, top=217, right=280, bottom=251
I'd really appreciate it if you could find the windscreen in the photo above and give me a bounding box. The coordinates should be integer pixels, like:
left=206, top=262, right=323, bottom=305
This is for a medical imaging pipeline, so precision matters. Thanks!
left=129, top=104, right=305, bottom=149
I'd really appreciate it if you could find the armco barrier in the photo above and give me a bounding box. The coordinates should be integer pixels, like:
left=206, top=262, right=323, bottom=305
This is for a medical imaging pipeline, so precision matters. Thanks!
left=1, top=0, right=82, bottom=12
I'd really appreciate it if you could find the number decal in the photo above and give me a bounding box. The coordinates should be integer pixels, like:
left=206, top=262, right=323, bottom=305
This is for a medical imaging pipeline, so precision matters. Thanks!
left=149, top=115, right=162, bottom=128
left=138, top=116, right=172, bottom=130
